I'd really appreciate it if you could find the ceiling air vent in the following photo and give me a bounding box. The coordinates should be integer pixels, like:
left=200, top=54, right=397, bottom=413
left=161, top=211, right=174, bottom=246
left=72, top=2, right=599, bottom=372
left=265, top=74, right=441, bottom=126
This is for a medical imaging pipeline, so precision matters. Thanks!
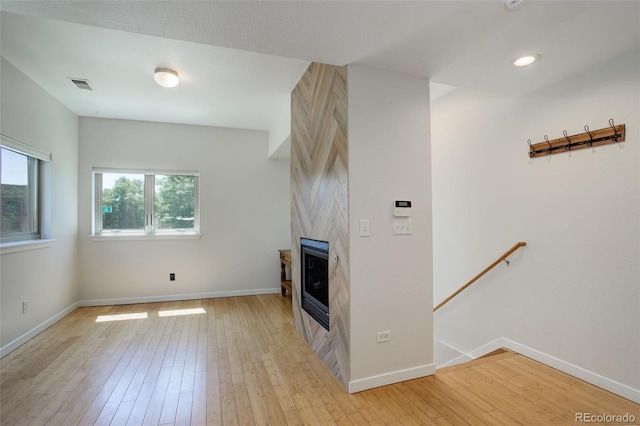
left=69, top=78, right=93, bottom=91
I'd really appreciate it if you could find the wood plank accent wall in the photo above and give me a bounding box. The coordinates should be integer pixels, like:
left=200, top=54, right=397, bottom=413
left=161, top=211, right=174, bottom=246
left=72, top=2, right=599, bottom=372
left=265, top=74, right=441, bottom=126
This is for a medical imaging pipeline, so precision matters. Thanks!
left=290, top=62, right=350, bottom=388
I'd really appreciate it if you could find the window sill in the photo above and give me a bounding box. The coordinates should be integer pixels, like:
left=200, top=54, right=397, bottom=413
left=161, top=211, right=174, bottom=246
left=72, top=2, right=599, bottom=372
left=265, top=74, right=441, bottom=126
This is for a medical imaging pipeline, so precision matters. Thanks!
left=90, top=232, right=201, bottom=242
left=0, top=239, right=54, bottom=255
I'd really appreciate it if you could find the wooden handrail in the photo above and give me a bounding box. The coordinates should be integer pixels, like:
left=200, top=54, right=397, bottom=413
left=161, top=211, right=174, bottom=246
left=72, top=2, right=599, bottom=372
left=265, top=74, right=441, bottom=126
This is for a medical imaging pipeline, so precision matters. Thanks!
left=433, top=242, right=527, bottom=312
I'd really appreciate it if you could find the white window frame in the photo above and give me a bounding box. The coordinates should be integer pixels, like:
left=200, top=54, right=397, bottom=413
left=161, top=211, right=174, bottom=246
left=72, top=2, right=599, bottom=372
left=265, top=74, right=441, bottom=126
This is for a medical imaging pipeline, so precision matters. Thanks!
left=92, top=168, right=201, bottom=241
left=0, top=134, right=52, bottom=252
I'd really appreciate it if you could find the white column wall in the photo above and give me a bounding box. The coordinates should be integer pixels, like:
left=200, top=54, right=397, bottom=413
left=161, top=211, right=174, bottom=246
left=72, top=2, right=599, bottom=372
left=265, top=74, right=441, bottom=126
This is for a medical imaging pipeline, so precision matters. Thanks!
left=348, top=65, right=433, bottom=391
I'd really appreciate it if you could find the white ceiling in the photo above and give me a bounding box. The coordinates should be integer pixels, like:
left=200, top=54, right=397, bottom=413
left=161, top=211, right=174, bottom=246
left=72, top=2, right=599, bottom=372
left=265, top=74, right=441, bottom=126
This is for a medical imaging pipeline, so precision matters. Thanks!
left=1, top=1, right=639, bottom=138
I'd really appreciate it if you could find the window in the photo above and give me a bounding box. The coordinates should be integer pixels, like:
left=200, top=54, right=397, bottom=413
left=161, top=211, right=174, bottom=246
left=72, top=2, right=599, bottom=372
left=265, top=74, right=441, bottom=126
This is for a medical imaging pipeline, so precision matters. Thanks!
left=1, top=134, right=50, bottom=244
left=92, top=169, right=200, bottom=238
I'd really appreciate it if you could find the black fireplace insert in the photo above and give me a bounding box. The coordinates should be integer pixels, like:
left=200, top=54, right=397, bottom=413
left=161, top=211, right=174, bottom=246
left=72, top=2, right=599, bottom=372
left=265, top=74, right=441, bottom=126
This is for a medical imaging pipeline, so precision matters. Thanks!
left=300, top=238, right=329, bottom=331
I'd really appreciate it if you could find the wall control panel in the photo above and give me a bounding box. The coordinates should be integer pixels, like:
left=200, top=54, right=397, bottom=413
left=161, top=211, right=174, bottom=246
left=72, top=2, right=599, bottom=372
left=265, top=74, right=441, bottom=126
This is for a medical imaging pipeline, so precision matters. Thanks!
left=393, top=200, right=412, bottom=217
left=393, top=201, right=413, bottom=235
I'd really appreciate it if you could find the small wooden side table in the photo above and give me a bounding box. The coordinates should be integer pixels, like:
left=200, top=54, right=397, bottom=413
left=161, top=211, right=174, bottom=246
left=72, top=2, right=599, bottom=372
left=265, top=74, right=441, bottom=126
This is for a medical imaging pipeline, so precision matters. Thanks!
left=279, top=250, right=292, bottom=296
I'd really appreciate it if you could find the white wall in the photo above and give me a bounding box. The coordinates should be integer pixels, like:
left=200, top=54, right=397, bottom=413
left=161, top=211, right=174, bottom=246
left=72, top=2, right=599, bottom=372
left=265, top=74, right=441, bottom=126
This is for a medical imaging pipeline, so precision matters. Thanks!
left=432, top=50, right=639, bottom=401
left=348, top=65, right=434, bottom=391
left=78, top=118, right=290, bottom=303
left=0, top=57, right=80, bottom=352
left=267, top=94, right=292, bottom=159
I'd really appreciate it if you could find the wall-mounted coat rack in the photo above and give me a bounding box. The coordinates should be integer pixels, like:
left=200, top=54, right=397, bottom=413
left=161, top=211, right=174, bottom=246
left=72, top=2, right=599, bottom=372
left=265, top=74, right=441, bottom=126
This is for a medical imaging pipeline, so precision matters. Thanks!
left=527, top=119, right=626, bottom=158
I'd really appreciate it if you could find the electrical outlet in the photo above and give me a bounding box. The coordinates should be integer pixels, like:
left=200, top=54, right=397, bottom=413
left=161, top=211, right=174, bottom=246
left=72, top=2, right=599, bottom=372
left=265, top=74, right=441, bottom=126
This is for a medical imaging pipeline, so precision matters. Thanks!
left=376, top=331, right=391, bottom=343
left=169, top=273, right=175, bottom=281
left=22, top=300, right=28, bottom=314
left=393, top=219, right=413, bottom=235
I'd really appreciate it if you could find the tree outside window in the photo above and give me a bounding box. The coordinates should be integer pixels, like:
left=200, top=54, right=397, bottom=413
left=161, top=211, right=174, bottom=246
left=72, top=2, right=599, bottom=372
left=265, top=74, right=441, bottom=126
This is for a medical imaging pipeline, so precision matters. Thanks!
left=101, top=175, right=144, bottom=231
left=95, top=171, right=198, bottom=235
left=155, top=175, right=195, bottom=230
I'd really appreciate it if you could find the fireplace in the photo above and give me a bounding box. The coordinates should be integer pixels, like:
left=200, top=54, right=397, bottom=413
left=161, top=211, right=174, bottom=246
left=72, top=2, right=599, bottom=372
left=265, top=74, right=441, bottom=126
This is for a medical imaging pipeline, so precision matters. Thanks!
left=300, top=238, right=329, bottom=331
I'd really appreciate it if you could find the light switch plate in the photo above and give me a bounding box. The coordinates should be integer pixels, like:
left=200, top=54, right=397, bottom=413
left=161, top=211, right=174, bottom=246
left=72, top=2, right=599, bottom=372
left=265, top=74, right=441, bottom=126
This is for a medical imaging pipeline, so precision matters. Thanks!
left=359, top=219, right=370, bottom=237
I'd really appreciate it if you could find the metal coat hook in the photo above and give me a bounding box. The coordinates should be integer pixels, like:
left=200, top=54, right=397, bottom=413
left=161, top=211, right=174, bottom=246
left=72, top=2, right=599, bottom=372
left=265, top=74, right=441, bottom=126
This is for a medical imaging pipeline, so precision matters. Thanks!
left=544, top=135, right=552, bottom=154
left=584, top=125, right=594, bottom=147
left=527, top=139, right=534, bottom=158
left=609, top=118, right=619, bottom=142
left=563, top=130, right=571, bottom=151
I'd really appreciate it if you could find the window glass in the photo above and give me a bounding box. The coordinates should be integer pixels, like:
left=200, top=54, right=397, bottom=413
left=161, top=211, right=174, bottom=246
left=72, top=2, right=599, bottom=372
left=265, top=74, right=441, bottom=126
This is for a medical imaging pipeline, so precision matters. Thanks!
left=93, top=170, right=198, bottom=236
left=154, top=175, right=195, bottom=230
left=101, top=173, right=145, bottom=231
left=1, top=147, right=39, bottom=240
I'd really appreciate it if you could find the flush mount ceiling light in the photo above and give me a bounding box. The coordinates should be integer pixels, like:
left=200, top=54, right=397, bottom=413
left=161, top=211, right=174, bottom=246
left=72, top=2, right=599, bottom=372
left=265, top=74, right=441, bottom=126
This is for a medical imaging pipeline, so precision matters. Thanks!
left=505, top=0, right=528, bottom=10
left=154, top=67, right=179, bottom=88
left=513, top=54, right=540, bottom=67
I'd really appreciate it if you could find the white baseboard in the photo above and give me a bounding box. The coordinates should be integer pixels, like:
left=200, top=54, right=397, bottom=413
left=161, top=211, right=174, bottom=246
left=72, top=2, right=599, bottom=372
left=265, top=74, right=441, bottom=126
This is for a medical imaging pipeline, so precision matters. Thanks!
left=0, top=302, right=79, bottom=358
left=467, top=337, right=508, bottom=359
left=78, top=287, right=281, bottom=307
left=440, top=337, right=640, bottom=404
left=499, top=338, right=640, bottom=404
left=435, top=339, right=473, bottom=368
left=349, top=363, right=436, bottom=394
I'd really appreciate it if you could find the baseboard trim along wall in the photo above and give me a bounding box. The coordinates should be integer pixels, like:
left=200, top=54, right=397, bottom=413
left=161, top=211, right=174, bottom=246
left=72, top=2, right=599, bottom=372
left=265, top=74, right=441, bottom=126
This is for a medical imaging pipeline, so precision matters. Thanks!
left=440, top=337, right=640, bottom=404
left=348, top=364, right=436, bottom=394
left=499, top=338, right=640, bottom=404
left=434, top=338, right=473, bottom=368
left=0, top=302, right=80, bottom=358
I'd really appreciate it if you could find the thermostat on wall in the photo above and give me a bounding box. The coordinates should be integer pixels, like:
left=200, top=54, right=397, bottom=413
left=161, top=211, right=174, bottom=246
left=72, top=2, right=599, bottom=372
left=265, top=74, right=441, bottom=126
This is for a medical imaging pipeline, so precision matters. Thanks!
left=393, top=200, right=412, bottom=217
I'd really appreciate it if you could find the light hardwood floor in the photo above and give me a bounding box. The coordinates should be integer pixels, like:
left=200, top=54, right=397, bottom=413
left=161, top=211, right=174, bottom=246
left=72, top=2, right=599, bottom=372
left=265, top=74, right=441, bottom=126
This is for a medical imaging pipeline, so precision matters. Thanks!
left=1, top=295, right=638, bottom=425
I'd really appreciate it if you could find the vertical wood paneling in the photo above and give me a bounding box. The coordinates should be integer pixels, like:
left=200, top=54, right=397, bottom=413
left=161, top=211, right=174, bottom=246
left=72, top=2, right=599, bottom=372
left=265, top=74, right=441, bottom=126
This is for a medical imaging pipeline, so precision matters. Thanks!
left=290, top=63, right=350, bottom=388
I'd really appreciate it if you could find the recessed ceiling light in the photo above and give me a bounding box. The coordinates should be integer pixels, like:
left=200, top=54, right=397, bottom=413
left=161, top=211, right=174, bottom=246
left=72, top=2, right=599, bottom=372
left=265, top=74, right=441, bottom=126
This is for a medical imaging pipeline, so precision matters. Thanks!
left=154, top=67, right=179, bottom=88
left=513, top=54, right=540, bottom=67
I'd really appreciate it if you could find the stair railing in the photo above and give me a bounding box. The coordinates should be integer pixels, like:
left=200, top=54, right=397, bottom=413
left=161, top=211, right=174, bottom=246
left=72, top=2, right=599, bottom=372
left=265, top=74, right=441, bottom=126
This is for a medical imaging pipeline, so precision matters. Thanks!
left=433, top=242, right=527, bottom=312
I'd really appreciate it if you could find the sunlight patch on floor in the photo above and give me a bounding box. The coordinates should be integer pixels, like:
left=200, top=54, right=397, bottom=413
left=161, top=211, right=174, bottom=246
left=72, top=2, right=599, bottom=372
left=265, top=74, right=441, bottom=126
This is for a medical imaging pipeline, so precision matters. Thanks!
left=94, top=307, right=206, bottom=322
left=95, top=312, right=148, bottom=322
left=158, top=307, right=206, bottom=317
